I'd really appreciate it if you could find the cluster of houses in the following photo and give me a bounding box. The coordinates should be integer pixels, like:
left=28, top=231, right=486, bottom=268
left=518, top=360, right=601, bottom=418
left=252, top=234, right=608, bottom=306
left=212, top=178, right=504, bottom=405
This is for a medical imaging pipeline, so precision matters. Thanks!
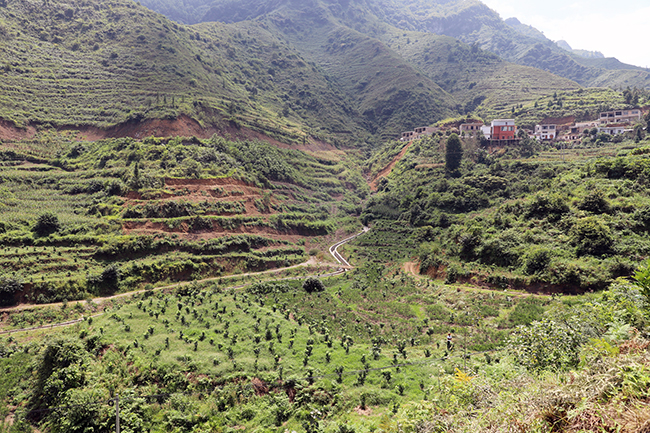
left=399, top=118, right=522, bottom=144
left=400, top=108, right=646, bottom=144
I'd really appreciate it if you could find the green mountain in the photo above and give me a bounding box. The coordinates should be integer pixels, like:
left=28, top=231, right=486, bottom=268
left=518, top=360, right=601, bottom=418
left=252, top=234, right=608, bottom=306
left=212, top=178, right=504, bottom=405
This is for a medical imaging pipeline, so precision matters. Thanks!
left=0, top=0, right=373, bottom=145
left=0, top=0, right=578, bottom=145
left=382, top=0, right=650, bottom=88
left=0, top=0, right=645, bottom=146
left=173, top=0, right=650, bottom=89
left=195, top=0, right=582, bottom=123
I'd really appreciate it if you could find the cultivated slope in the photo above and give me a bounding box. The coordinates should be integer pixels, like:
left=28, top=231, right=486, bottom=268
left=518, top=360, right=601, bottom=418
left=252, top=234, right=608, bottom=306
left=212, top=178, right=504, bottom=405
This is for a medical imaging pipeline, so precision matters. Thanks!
left=0, top=0, right=365, bottom=144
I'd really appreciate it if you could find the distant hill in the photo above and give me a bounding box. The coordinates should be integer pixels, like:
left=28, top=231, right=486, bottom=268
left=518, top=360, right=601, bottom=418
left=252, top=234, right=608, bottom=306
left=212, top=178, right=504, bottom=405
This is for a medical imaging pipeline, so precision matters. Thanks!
left=139, top=0, right=584, bottom=121
left=379, top=0, right=650, bottom=88
left=0, top=0, right=377, bottom=145
left=137, top=0, right=650, bottom=97
left=0, top=0, right=583, bottom=146
left=555, top=40, right=605, bottom=60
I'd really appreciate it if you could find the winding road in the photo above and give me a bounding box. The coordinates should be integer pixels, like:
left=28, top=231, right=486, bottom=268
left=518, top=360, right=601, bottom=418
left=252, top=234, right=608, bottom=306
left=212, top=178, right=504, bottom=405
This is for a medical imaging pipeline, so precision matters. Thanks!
left=329, top=226, right=369, bottom=267
left=0, top=227, right=369, bottom=335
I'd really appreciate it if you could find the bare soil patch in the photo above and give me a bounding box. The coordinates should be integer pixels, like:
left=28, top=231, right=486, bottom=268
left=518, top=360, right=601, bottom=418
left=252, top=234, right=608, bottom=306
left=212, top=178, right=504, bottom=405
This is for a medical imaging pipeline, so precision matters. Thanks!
left=0, top=120, right=36, bottom=141
left=370, top=141, right=414, bottom=191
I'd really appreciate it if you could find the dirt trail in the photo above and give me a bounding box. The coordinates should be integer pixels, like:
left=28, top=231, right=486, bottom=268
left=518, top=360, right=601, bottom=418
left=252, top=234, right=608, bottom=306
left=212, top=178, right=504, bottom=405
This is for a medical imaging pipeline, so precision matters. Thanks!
left=370, top=141, right=413, bottom=191
left=403, top=261, right=420, bottom=276
left=0, top=228, right=368, bottom=334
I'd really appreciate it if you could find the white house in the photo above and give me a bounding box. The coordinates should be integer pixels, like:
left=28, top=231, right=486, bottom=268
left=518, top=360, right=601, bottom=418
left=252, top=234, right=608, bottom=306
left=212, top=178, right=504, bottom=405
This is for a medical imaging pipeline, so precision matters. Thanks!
left=480, top=125, right=492, bottom=140
left=534, top=124, right=557, bottom=141
left=598, top=124, right=632, bottom=136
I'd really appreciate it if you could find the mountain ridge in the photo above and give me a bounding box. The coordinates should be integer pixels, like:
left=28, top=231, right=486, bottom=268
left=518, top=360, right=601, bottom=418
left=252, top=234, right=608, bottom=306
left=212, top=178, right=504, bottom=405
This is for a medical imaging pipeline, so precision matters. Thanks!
left=149, top=0, right=650, bottom=90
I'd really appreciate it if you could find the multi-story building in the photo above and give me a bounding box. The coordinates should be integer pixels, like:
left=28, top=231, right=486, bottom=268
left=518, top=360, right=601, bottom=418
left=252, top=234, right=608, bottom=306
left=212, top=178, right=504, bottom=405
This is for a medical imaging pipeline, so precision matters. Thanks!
left=534, top=124, right=557, bottom=141
left=490, top=119, right=517, bottom=141
left=599, top=109, right=642, bottom=125
left=598, top=124, right=633, bottom=136
left=400, top=126, right=438, bottom=141
left=459, top=122, right=484, bottom=136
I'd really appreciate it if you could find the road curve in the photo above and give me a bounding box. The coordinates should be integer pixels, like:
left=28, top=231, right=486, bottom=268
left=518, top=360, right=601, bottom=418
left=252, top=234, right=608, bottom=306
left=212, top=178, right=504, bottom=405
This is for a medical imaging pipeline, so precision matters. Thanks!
left=329, top=226, right=369, bottom=267
left=0, top=227, right=370, bottom=335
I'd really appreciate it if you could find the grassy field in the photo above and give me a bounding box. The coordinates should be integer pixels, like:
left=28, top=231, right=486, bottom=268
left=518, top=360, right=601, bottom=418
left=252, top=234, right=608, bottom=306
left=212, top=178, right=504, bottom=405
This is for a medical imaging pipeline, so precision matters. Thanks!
left=0, top=258, right=583, bottom=432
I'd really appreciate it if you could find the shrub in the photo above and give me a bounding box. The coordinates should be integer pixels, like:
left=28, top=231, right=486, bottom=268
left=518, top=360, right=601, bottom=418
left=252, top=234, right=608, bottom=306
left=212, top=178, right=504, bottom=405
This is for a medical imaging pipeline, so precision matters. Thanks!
left=0, top=275, right=22, bottom=306
left=523, top=249, right=552, bottom=275
left=302, top=277, right=325, bottom=293
left=34, top=212, right=61, bottom=236
left=508, top=318, right=584, bottom=370
left=525, top=193, right=569, bottom=220
left=571, top=216, right=614, bottom=256
left=87, top=264, right=121, bottom=294
left=577, top=189, right=610, bottom=214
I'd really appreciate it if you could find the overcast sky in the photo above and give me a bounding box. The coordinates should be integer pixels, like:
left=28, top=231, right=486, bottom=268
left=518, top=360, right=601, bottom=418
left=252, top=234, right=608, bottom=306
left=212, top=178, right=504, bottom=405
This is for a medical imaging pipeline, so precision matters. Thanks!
left=480, top=0, right=650, bottom=68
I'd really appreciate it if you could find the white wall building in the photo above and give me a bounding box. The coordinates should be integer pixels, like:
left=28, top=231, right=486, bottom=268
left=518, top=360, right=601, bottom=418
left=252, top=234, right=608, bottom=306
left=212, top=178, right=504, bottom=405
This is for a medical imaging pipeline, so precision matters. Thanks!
left=534, top=124, right=557, bottom=141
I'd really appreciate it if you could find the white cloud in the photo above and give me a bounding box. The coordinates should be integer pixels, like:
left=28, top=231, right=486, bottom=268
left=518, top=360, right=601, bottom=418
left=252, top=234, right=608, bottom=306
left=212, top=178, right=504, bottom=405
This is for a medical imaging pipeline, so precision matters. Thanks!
left=481, top=0, right=650, bottom=68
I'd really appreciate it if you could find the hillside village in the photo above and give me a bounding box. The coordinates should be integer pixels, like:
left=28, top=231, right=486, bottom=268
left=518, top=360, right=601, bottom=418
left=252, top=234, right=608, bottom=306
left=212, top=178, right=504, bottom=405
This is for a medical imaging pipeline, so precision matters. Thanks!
left=401, top=107, right=648, bottom=145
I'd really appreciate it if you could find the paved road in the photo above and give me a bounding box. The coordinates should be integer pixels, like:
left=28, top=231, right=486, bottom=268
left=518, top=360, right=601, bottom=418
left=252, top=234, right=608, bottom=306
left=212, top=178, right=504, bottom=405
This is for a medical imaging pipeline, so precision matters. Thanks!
left=0, top=227, right=369, bottom=335
left=329, top=226, right=369, bottom=267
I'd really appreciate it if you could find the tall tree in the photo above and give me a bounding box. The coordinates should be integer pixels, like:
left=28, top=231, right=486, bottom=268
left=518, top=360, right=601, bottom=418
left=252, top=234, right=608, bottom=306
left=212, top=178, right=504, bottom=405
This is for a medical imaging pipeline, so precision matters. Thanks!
left=445, top=133, right=463, bottom=172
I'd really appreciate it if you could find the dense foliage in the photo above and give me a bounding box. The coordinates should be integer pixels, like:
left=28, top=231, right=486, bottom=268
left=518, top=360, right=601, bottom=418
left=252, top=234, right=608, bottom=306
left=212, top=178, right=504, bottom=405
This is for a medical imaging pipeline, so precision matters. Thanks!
left=365, top=132, right=650, bottom=292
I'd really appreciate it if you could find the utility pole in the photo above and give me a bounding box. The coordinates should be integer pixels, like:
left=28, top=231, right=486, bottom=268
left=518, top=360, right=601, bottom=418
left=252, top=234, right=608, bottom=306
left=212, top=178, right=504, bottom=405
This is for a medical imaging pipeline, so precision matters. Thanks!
left=115, top=395, right=120, bottom=433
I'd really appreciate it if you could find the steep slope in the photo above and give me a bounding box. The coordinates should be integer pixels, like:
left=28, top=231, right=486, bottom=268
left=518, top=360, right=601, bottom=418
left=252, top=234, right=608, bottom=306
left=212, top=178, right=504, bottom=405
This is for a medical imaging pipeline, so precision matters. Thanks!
left=377, top=29, right=580, bottom=116
left=378, top=0, right=650, bottom=89
left=183, top=0, right=586, bottom=127
left=137, top=0, right=650, bottom=90
left=258, top=3, right=456, bottom=139
left=0, top=0, right=367, bottom=144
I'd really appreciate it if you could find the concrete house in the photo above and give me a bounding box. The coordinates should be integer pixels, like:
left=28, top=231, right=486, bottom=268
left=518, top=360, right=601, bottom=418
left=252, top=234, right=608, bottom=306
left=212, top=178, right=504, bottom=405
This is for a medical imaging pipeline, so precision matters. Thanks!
left=599, top=109, right=642, bottom=125
left=534, top=124, right=557, bottom=141
left=491, top=119, right=517, bottom=141
left=598, top=124, right=633, bottom=136
left=459, top=122, right=484, bottom=137
left=400, top=126, right=438, bottom=141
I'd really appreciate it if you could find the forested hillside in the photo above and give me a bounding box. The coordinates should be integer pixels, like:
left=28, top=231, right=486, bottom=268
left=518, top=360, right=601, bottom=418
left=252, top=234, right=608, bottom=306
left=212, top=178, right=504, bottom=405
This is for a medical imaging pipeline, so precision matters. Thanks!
left=0, top=0, right=366, bottom=145
left=364, top=128, right=650, bottom=293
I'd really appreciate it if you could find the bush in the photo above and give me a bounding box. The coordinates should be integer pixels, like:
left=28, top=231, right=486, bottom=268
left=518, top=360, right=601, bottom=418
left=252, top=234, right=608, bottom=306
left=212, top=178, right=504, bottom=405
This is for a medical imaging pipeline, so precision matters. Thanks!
left=34, top=212, right=61, bottom=236
left=523, top=249, right=552, bottom=275
left=248, top=282, right=292, bottom=295
left=0, top=275, right=22, bottom=306
left=577, top=189, right=610, bottom=214
left=87, top=264, right=121, bottom=294
left=571, top=216, right=614, bottom=256
left=508, top=318, right=584, bottom=370
left=302, top=277, right=325, bottom=293
left=525, top=193, right=569, bottom=220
